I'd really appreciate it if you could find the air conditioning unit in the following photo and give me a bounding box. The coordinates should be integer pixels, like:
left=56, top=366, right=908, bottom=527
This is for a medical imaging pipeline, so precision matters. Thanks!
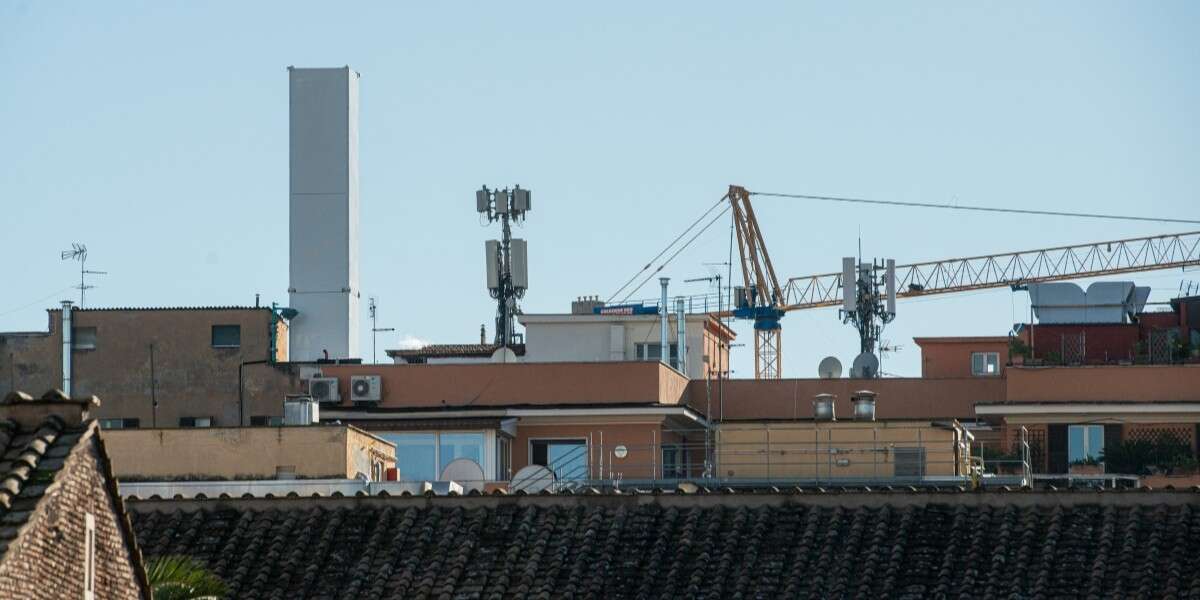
left=308, top=377, right=340, bottom=403
left=350, top=375, right=382, bottom=403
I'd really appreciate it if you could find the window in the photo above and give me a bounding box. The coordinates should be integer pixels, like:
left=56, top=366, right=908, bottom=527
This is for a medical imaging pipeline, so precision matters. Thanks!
left=99, top=418, right=139, bottom=429
left=971, top=352, right=1000, bottom=376
left=439, top=432, right=485, bottom=473
left=179, top=417, right=213, bottom=428
left=376, top=431, right=490, bottom=482
left=1069, top=425, right=1104, bottom=463
left=662, top=444, right=685, bottom=479
left=531, top=439, right=588, bottom=481
left=83, top=513, right=95, bottom=600
left=211, top=324, right=241, bottom=348
left=250, top=416, right=284, bottom=427
left=497, top=436, right=512, bottom=480
left=379, top=433, right=437, bottom=481
left=635, top=343, right=680, bottom=369
left=73, top=327, right=97, bottom=351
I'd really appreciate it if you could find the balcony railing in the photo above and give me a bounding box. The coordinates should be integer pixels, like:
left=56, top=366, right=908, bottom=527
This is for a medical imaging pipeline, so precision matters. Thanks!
left=510, top=424, right=1015, bottom=492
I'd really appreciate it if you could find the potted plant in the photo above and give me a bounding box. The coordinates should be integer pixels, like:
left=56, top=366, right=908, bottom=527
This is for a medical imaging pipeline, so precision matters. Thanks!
left=1008, top=337, right=1031, bottom=366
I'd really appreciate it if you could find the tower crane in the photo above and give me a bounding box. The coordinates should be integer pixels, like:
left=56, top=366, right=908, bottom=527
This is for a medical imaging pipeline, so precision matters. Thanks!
left=718, top=185, right=1200, bottom=379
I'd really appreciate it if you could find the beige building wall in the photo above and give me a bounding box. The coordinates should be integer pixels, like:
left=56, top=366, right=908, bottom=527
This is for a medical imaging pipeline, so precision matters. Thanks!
left=105, top=425, right=394, bottom=480
left=519, top=313, right=733, bottom=378
left=717, top=421, right=966, bottom=479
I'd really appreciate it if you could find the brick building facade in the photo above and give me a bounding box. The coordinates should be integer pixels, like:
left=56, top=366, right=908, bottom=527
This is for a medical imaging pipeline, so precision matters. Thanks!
left=0, top=306, right=294, bottom=427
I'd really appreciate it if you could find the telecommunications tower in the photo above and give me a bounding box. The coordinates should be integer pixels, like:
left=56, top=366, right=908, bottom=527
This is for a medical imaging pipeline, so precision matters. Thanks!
left=476, top=185, right=531, bottom=348
left=840, top=256, right=896, bottom=378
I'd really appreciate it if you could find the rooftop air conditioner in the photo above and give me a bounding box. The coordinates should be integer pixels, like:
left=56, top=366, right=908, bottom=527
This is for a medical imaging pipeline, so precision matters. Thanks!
left=351, top=375, right=382, bottom=403
left=308, top=377, right=340, bottom=403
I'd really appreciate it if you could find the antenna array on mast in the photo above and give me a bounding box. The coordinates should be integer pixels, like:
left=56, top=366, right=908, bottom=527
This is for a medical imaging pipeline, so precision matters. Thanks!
left=60, top=243, right=106, bottom=307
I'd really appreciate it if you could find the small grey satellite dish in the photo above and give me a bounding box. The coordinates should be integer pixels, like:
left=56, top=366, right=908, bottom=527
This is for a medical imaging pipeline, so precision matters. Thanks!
left=851, top=352, right=880, bottom=379
left=511, top=464, right=556, bottom=493
left=491, top=346, right=518, bottom=363
left=439, top=458, right=486, bottom=492
left=818, top=356, right=843, bottom=379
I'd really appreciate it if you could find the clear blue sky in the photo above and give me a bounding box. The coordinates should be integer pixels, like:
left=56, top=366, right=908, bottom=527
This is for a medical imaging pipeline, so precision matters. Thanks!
left=2, top=2, right=1197, bottom=377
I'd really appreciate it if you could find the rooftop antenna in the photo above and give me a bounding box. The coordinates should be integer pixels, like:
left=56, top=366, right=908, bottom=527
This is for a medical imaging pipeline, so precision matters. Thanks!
left=477, top=185, right=532, bottom=348
left=368, top=297, right=395, bottom=364
left=840, top=248, right=896, bottom=378
left=60, top=243, right=106, bottom=307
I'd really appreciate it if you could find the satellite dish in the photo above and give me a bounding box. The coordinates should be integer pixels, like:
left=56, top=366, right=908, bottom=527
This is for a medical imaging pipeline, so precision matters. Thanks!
left=818, top=356, right=843, bottom=379
left=439, top=458, right=486, bottom=492
left=491, top=347, right=518, bottom=363
left=511, top=464, right=556, bottom=493
left=851, top=352, right=880, bottom=379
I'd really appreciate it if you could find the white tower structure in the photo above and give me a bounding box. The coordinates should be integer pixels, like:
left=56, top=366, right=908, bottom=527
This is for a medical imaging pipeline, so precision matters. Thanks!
left=288, top=66, right=360, bottom=360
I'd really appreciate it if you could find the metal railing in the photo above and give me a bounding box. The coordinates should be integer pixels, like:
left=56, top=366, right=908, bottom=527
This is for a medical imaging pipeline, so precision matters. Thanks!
left=512, top=424, right=978, bottom=492
left=970, top=427, right=1033, bottom=487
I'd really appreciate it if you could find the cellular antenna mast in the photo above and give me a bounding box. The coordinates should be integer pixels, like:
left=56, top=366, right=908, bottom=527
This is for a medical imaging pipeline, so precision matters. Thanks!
left=477, top=185, right=531, bottom=348
left=368, top=297, right=394, bottom=364
left=60, top=243, right=106, bottom=307
left=840, top=256, right=896, bottom=378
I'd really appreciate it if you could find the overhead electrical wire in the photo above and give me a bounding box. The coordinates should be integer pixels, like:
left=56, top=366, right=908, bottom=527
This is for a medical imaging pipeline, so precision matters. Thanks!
left=606, top=195, right=728, bottom=304
left=0, top=285, right=77, bottom=318
left=751, top=191, right=1200, bottom=225
left=617, top=204, right=732, bottom=304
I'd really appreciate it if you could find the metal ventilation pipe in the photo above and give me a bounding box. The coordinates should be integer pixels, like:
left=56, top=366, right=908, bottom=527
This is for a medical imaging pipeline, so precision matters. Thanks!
left=659, top=278, right=670, bottom=366
left=675, top=297, right=687, bottom=377
left=852, top=390, right=877, bottom=421
left=813, top=393, right=836, bottom=421
left=61, top=300, right=73, bottom=396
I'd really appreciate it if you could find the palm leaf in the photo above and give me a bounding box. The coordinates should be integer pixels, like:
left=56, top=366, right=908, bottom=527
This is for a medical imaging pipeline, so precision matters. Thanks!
left=145, top=555, right=228, bottom=600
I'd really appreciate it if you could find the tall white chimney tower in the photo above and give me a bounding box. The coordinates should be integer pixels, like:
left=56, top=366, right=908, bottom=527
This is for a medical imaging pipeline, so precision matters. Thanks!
left=288, top=66, right=360, bottom=361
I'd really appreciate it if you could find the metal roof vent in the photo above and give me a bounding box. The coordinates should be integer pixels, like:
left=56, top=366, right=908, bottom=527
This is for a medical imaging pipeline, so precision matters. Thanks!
left=813, top=393, right=836, bottom=421
left=852, top=390, right=877, bottom=421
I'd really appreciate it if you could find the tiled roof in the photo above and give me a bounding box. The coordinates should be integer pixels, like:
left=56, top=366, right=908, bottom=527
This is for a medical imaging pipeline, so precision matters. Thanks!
left=386, top=343, right=527, bottom=358
left=131, top=492, right=1200, bottom=598
left=0, top=391, right=89, bottom=557
left=0, top=390, right=147, bottom=586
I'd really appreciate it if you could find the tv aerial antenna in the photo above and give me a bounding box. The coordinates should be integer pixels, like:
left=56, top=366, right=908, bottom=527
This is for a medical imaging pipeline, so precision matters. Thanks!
left=60, top=243, right=106, bottom=307
left=368, top=297, right=395, bottom=365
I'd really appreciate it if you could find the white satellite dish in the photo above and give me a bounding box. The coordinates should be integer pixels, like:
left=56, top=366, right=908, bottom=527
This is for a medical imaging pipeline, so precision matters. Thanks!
left=439, top=458, right=486, bottom=492
left=491, top=347, right=518, bottom=363
left=511, top=464, right=556, bottom=493
left=850, top=352, right=880, bottom=378
left=818, top=356, right=843, bottom=379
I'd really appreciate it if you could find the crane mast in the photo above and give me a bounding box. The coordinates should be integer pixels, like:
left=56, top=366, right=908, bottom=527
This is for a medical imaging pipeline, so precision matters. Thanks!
left=727, top=185, right=786, bottom=379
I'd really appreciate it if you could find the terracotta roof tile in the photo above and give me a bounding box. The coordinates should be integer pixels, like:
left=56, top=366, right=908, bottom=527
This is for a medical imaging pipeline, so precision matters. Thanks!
left=129, top=496, right=1200, bottom=598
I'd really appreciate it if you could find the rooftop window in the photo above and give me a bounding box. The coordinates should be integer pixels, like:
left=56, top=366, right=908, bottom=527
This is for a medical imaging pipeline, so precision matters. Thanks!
left=73, top=327, right=97, bottom=351
left=971, top=351, right=999, bottom=377
left=211, top=324, right=241, bottom=348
